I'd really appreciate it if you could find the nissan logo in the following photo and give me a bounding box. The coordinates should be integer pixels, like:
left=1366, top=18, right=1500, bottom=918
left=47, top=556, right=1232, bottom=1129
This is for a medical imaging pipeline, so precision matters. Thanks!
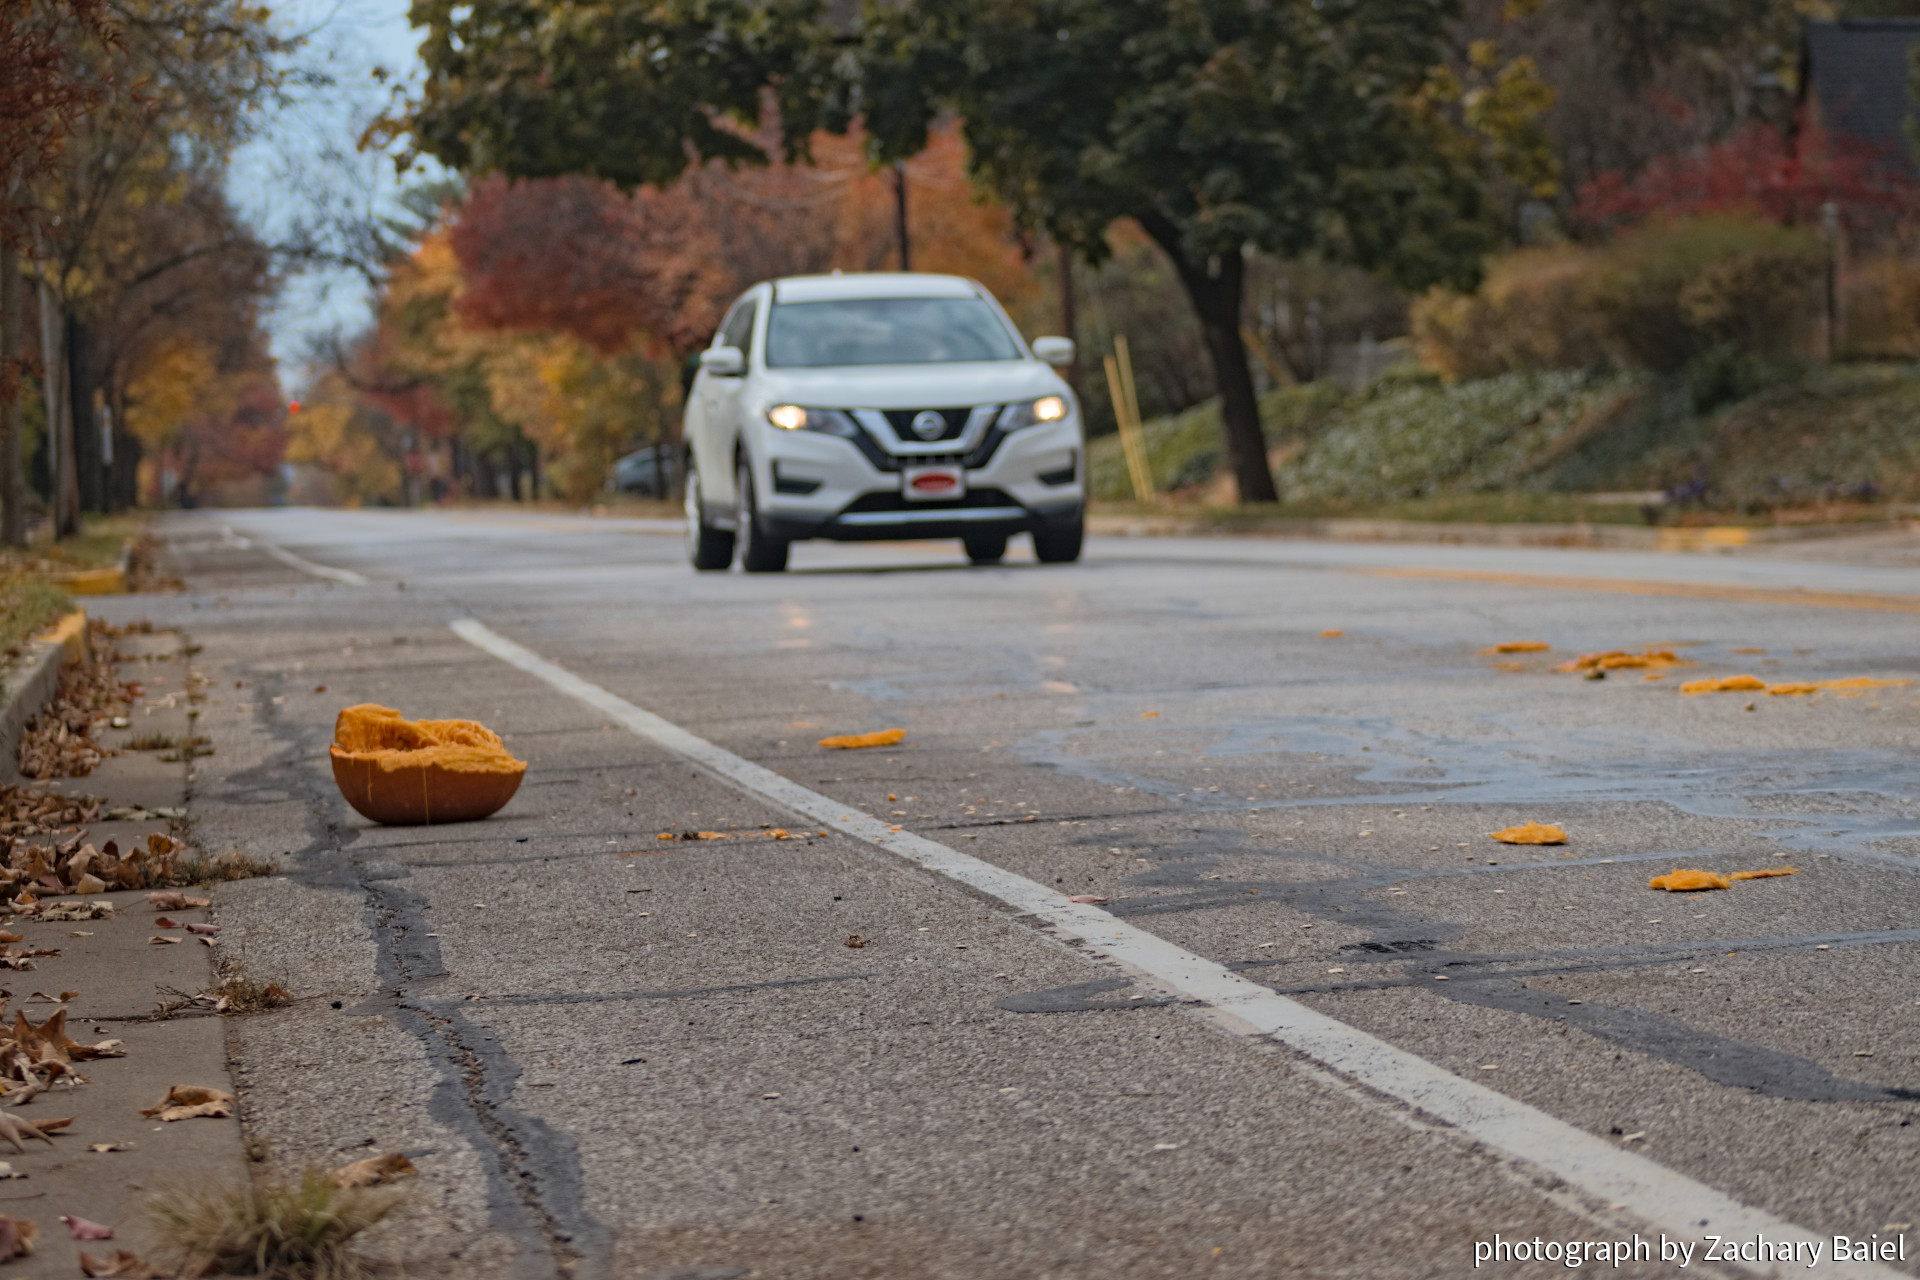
left=910, top=411, right=947, bottom=441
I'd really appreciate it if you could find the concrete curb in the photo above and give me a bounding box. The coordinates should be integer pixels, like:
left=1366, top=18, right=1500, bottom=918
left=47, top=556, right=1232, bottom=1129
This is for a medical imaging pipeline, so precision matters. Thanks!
left=0, top=610, right=86, bottom=765
left=1086, top=513, right=1917, bottom=551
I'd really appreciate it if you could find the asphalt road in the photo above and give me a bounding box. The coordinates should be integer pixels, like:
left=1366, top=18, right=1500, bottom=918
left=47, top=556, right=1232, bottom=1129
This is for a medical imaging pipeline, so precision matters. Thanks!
left=109, top=509, right=1920, bottom=1280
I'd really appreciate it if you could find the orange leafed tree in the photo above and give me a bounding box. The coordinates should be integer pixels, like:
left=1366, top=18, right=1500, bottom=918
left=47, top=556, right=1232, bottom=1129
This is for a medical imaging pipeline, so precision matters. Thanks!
left=448, top=125, right=1045, bottom=359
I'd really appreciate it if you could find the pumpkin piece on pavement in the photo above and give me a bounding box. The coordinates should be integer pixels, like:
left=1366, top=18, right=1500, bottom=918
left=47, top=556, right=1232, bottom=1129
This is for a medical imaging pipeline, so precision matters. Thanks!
left=1488, top=821, right=1567, bottom=845
left=818, top=728, right=906, bottom=750
left=1649, top=868, right=1732, bottom=892
left=330, top=704, right=527, bottom=825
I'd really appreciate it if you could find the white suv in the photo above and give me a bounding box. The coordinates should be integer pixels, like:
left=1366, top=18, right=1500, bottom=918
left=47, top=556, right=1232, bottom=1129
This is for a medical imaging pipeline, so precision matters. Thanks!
left=682, top=272, right=1085, bottom=572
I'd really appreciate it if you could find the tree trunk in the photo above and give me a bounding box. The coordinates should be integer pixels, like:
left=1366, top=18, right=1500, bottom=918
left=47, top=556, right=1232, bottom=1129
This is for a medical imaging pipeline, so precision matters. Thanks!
left=69, top=316, right=104, bottom=514
left=0, top=234, right=24, bottom=547
left=1055, top=241, right=1084, bottom=407
left=1135, top=219, right=1276, bottom=504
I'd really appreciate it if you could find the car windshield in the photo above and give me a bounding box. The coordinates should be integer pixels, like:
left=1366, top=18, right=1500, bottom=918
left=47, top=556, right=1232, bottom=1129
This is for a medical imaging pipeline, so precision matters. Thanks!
left=764, top=297, right=1023, bottom=367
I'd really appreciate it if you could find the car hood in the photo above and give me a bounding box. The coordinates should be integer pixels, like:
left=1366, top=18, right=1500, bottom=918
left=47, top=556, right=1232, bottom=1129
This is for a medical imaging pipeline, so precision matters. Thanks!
left=757, top=361, right=1068, bottom=410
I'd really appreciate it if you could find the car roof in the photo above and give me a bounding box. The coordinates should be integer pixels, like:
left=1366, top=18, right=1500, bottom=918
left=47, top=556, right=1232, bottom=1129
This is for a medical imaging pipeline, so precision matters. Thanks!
left=771, top=272, right=982, bottom=303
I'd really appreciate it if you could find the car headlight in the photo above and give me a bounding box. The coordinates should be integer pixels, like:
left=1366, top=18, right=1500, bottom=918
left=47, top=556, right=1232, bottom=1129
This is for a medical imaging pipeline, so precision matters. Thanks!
left=764, top=405, right=859, bottom=438
left=999, top=395, right=1070, bottom=431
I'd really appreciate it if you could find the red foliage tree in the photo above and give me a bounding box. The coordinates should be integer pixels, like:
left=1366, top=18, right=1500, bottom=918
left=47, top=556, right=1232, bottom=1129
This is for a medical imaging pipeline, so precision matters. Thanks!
left=1574, top=116, right=1918, bottom=238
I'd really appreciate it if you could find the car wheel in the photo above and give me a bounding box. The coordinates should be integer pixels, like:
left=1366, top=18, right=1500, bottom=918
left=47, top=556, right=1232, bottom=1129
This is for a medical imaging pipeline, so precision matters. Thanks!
left=736, top=458, right=789, bottom=573
left=685, top=461, right=735, bottom=571
left=963, top=532, right=1008, bottom=565
left=1032, top=516, right=1083, bottom=564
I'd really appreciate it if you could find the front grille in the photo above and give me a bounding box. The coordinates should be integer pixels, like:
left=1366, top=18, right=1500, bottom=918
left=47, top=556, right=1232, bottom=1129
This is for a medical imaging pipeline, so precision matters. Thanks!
left=880, top=407, right=972, bottom=443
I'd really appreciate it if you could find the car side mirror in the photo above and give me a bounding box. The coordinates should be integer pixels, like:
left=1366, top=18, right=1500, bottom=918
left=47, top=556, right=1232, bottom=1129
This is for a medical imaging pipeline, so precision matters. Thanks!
left=1031, top=336, right=1075, bottom=367
left=700, top=346, right=745, bottom=377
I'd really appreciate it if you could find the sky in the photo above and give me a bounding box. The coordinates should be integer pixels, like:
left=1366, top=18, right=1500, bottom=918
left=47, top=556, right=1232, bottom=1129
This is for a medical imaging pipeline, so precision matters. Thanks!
left=226, top=0, right=430, bottom=392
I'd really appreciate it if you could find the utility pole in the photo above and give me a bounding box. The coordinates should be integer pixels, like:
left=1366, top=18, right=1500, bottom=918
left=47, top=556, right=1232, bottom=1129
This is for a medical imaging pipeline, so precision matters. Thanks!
left=893, top=162, right=910, bottom=272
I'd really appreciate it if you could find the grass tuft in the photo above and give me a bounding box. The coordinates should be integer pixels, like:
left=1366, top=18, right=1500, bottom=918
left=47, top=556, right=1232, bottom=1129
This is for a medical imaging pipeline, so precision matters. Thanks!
left=147, top=1168, right=403, bottom=1279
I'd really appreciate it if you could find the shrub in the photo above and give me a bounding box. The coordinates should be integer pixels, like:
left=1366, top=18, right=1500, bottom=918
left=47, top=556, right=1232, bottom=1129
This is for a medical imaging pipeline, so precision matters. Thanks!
left=1842, top=257, right=1920, bottom=359
left=1411, top=246, right=1605, bottom=382
left=1585, top=216, right=1824, bottom=371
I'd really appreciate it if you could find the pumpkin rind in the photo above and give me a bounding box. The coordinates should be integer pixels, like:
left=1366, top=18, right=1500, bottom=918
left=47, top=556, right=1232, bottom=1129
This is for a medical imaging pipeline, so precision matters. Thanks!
left=329, top=704, right=527, bottom=825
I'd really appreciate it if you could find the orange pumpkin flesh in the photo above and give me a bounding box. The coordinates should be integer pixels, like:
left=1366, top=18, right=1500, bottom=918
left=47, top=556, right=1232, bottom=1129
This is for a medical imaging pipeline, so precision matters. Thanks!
left=329, top=704, right=527, bottom=825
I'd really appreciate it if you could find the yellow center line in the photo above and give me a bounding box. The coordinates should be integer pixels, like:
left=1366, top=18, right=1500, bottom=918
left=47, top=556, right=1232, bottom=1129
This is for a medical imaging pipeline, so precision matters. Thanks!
left=1357, top=567, right=1920, bottom=615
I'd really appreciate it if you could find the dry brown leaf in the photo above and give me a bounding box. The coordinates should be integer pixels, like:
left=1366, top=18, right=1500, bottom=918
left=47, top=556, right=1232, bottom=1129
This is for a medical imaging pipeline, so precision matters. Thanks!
left=1066, top=894, right=1109, bottom=903
left=0, top=1213, right=36, bottom=1262
left=330, top=1152, right=417, bottom=1188
left=1483, top=642, right=1550, bottom=654
left=843, top=935, right=866, bottom=949
left=60, top=1215, right=114, bottom=1240
left=1649, top=869, right=1732, bottom=892
left=1489, top=822, right=1567, bottom=845
left=0, top=1112, right=54, bottom=1153
left=183, top=923, right=219, bottom=936
left=818, top=728, right=906, bottom=750
left=148, top=936, right=182, bottom=946
left=72, top=874, right=107, bottom=896
left=37, top=901, right=111, bottom=922
left=140, top=1085, right=234, bottom=1121
left=1680, top=675, right=1767, bottom=695
left=145, top=892, right=209, bottom=911
left=80, top=1249, right=164, bottom=1278
left=1729, top=867, right=1799, bottom=880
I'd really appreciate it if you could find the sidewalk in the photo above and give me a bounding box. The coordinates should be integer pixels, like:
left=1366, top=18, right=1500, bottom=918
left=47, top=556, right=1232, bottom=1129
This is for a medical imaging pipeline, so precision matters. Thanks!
left=0, top=620, right=246, bottom=1277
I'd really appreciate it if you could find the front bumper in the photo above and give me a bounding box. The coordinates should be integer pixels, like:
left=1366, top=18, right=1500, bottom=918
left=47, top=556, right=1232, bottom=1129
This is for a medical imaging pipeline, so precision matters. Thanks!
left=752, top=417, right=1084, bottom=542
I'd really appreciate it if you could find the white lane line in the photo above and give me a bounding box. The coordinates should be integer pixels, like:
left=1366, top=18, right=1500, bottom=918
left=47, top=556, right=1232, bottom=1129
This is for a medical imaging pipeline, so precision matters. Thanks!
left=451, top=615, right=1900, bottom=1280
left=223, top=525, right=371, bottom=586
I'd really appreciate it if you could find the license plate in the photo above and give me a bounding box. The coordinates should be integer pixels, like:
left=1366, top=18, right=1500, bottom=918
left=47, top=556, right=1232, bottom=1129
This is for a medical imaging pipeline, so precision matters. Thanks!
left=902, top=465, right=964, bottom=501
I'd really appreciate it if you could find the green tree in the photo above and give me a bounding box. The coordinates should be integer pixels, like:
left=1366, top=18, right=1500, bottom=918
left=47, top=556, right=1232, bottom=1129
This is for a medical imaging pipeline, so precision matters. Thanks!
left=398, top=0, right=1511, bottom=501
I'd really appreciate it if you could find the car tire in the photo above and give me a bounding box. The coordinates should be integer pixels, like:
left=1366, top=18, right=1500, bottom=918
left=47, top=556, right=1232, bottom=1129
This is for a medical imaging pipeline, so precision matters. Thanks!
left=963, top=532, right=1008, bottom=565
left=1032, top=516, right=1083, bottom=564
left=685, top=460, right=735, bottom=571
left=736, top=458, right=790, bottom=573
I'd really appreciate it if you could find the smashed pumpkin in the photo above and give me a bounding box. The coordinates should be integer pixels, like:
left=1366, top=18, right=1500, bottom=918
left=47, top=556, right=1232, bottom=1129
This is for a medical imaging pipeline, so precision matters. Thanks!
left=330, top=704, right=526, bottom=825
left=1489, top=821, right=1567, bottom=845
left=818, top=728, right=906, bottom=750
left=1649, top=869, right=1732, bottom=892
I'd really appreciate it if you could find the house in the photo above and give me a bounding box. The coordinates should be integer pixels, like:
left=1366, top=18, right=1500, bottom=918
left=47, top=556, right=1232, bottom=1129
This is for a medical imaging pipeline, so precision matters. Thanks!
left=1800, top=18, right=1920, bottom=174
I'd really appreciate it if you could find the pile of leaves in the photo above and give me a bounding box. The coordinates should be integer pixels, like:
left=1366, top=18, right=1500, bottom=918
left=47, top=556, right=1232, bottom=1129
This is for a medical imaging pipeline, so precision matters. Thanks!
left=3, top=833, right=193, bottom=902
left=17, top=661, right=138, bottom=780
left=0, top=785, right=103, bottom=840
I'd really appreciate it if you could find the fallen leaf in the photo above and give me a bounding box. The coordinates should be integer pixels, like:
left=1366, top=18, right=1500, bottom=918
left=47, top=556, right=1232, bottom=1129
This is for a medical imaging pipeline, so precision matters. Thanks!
left=0, top=1112, right=53, bottom=1153
left=1489, top=822, right=1567, bottom=845
left=72, top=874, right=107, bottom=895
left=153, top=917, right=181, bottom=928
left=145, top=892, right=209, bottom=911
left=80, top=1249, right=165, bottom=1277
left=330, top=1152, right=416, bottom=1188
left=1679, top=675, right=1767, bottom=695
left=0, top=1214, right=35, bottom=1262
left=1066, top=894, right=1109, bottom=903
left=1483, top=641, right=1550, bottom=654
left=843, top=935, right=866, bottom=949
left=60, top=1215, right=114, bottom=1240
left=37, top=901, right=112, bottom=922
left=818, top=728, right=906, bottom=750
left=1729, top=867, right=1799, bottom=880
left=140, top=1085, right=234, bottom=1121
left=184, top=923, right=219, bottom=936
left=1649, top=869, right=1732, bottom=892
left=148, top=936, right=182, bottom=946
left=57, top=991, right=75, bottom=1002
